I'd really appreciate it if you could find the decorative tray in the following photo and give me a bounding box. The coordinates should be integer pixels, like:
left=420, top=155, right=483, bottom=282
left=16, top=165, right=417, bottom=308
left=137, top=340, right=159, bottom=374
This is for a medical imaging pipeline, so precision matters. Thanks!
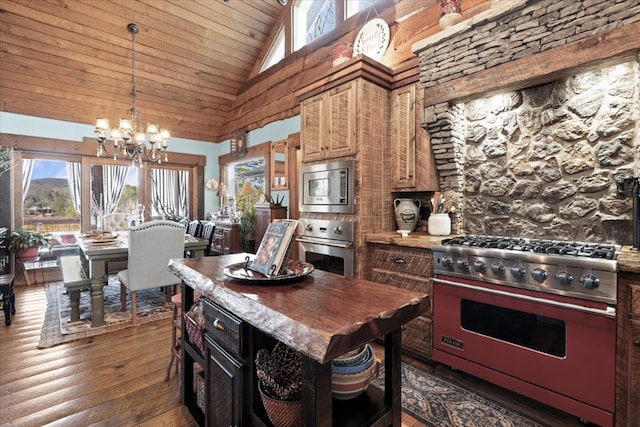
left=223, top=258, right=314, bottom=284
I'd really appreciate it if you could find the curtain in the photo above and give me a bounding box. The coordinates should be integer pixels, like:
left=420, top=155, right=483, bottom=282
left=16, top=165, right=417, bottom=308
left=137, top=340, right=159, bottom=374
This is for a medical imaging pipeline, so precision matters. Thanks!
left=102, top=165, right=128, bottom=215
left=65, top=162, right=82, bottom=216
left=21, top=158, right=34, bottom=203
left=151, top=168, right=189, bottom=219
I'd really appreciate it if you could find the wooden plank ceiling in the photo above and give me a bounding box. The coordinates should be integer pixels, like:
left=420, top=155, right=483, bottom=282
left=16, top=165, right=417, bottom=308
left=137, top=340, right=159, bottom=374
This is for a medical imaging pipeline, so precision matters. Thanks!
left=0, top=0, right=284, bottom=144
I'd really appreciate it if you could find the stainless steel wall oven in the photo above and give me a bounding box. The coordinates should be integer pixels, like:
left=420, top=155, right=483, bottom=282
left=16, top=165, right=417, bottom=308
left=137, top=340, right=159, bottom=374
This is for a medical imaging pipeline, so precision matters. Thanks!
left=297, top=218, right=354, bottom=278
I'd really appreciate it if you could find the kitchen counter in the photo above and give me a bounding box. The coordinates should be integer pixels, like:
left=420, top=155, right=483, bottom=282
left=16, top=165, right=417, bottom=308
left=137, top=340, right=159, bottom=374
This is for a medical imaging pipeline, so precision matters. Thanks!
left=618, top=246, right=640, bottom=273
left=169, top=253, right=429, bottom=426
left=367, top=232, right=640, bottom=273
left=365, top=231, right=454, bottom=249
left=169, top=253, right=429, bottom=363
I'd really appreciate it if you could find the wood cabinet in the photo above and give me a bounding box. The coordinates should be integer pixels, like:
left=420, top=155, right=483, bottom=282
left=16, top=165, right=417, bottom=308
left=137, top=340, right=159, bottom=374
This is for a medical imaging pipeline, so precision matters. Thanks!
left=368, top=244, right=433, bottom=361
left=616, top=271, right=640, bottom=427
left=202, top=297, right=249, bottom=427
left=211, top=221, right=242, bottom=255
left=299, top=80, right=357, bottom=162
left=391, top=83, right=439, bottom=191
left=254, top=204, right=287, bottom=251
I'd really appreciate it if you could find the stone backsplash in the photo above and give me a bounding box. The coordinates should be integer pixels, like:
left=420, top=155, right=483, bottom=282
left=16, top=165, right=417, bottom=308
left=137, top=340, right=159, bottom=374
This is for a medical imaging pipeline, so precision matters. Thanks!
left=414, top=0, right=639, bottom=244
left=462, top=62, right=638, bottom=242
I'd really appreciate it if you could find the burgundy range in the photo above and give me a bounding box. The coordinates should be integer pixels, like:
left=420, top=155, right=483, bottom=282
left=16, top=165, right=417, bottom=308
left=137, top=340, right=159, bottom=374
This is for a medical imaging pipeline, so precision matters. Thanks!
left=431, top=235, right=619, bottom=427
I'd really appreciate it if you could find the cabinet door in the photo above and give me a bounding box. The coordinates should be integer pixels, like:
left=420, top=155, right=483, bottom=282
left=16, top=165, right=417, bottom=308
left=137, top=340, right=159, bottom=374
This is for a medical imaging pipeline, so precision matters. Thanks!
left=300, top=94, right=325, bottom=162
left=392, top=85, right=416, bottom=189
left=206, top=335, right=245, bottom=427
left=325, top=81, right=357, bottom=159
left=212, top=227, right=225, bottom=255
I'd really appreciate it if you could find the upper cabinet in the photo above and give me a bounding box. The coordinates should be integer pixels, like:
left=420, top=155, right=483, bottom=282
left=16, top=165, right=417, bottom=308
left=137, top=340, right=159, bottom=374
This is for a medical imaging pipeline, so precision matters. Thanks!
left=391, top=83, right=440, bottom=191
left=300, top=81, right=357, bottom=162
left=392, top=85, right=417, bottom=189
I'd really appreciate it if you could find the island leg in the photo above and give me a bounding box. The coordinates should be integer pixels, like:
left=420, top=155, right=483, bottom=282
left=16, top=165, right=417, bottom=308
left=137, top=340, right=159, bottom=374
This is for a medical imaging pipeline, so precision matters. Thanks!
left=89, top=259, right=107, bottom=327
left=302, top=356, right=332, bottom=427
left=385, top=329, right=402, bottom=426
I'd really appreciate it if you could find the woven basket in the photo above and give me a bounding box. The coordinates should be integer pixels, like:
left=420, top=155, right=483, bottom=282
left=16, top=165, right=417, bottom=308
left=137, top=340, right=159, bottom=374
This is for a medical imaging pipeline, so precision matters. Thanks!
left=184, top=312, right=204, bottom=353
left=258, top=381, right=302, bottom=427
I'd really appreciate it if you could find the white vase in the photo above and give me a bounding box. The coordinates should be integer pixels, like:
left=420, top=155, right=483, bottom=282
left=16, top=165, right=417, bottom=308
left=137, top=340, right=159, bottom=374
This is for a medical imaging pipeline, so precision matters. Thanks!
left=428, top=213, right=451, bottom=236
left=394, top=198, right=421, bottom=232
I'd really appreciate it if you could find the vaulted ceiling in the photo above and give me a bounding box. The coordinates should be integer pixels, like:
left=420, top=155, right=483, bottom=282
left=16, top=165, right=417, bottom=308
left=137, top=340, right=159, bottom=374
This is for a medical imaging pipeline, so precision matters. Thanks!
left=1, top=0, right=478, bottom=145
left=1, top=0, right=286, bottom=143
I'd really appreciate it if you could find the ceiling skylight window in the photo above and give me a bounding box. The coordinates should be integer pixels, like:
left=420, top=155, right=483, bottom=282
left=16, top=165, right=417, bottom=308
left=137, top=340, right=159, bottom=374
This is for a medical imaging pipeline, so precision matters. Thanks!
left=293, top=0, right=336, bottom=51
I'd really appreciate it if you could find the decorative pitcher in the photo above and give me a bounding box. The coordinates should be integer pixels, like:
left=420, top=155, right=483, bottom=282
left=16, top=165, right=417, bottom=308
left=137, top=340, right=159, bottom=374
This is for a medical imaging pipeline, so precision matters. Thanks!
left=394, top=198, right=421, bottom=232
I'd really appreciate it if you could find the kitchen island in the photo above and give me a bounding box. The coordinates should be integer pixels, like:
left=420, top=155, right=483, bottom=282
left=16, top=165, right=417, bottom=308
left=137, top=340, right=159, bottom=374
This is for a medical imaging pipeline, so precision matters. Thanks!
left=168, top=253, right=430, bottom=427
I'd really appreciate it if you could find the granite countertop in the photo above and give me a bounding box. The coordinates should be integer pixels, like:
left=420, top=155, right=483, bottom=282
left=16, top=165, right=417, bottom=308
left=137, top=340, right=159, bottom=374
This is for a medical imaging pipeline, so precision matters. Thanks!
left=366, top=232, right=640, bottom=274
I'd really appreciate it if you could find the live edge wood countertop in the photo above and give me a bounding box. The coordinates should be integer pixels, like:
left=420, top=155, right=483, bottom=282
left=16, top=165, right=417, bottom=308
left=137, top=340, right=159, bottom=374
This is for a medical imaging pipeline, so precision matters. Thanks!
left=168, top=253, right=429, bottom=364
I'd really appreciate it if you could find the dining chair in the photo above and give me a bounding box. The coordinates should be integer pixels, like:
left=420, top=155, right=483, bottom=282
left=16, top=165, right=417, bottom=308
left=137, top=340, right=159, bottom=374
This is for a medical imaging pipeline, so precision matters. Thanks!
left=186, top=220, right=202, bottom=238
left=102, top=213, right=130, bottom=232
left=118, top=220, right=186, bottom=324
left=200, top=222, right=215, bottom=256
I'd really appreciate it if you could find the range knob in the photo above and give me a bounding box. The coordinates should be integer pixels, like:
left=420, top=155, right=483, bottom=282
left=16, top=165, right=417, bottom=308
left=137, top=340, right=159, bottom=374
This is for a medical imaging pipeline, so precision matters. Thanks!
left=441, top=256, right=454, bottom=269
left=510, top=265, right=526, bottom=279
left=580, top=274, right=600, bottom=290
left=456, top=258, right=469, bottom=272
left=473, top=260, right=487, bottom=273
left=555, top=271, right=573, bottom=285
left=531, top=268, right=547, bottom=283
left=334, top=226, right=343, bottom=234
left=305, top=223, right=313, bottom=232
left=491, top=262, right=505, bottom=275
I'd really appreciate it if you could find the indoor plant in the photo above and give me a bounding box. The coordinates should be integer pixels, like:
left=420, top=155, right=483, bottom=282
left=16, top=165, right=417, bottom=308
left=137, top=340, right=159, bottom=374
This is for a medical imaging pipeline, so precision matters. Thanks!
left=239, top=205, right=256, bottom=252
left=8, top=228, right=52, bottom=262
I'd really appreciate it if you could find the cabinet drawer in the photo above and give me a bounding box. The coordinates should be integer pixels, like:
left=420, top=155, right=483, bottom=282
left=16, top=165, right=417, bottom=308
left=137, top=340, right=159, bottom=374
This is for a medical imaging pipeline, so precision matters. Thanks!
left=370, top=246, right=434, bottom=276
left=202, top=297, right=244, bottom=357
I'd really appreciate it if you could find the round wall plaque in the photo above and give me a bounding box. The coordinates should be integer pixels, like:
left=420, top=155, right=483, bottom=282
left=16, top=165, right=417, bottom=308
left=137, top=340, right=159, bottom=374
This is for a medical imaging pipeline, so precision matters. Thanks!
left=353, top=18, right=390, bottom=61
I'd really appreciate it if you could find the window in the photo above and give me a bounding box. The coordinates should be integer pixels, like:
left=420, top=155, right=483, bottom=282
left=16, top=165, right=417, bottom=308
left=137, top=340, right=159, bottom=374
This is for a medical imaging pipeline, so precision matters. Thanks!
left=293, top=0, right=336, bottom=51
left=345, top=0, right=373, bottom=19
left=21, top=158, right=80, bottom=233
left=259, top=26, right=285, bottom=73
left=90, top=164, right=138, bottom=228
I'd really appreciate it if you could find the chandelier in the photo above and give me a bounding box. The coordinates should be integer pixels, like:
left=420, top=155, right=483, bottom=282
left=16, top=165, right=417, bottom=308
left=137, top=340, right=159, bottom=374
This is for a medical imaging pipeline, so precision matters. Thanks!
left=94, top=23, right=169, bottom=166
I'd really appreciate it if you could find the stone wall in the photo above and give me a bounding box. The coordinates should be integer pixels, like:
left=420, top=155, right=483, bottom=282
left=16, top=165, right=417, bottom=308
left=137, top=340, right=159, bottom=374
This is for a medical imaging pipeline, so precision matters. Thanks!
left=417, top=0, right=640, bottom=244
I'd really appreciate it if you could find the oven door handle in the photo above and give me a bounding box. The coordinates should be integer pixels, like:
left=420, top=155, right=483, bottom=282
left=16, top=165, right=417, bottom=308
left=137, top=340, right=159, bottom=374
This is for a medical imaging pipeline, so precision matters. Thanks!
left=296, top=236, right=353, bottom=248
left=433, top=278, right=616, bottom=318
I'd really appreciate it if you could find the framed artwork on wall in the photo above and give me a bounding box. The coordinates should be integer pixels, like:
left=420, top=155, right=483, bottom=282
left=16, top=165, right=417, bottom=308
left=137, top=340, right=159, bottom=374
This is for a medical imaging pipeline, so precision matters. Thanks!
left=231, top=129, right=247, bottom=158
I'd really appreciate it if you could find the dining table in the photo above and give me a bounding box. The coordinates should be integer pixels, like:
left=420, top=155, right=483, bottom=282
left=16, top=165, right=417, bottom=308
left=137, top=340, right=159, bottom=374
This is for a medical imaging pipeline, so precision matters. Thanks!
left=77, top=231, right=209, bottom=327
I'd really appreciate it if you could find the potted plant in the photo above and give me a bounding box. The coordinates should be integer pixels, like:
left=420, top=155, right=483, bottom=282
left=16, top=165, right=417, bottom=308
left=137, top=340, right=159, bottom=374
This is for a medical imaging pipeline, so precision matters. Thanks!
left=239, top=205, right=256, bottom=252
left=8, top=228, right=52, bottom=262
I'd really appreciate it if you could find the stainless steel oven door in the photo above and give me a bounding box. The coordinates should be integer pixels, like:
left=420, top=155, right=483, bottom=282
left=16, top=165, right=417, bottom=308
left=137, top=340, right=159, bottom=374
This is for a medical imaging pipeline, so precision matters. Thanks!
left=432, top=275, right=616, bottom=427
left=298, top=237, right=354, bottom=278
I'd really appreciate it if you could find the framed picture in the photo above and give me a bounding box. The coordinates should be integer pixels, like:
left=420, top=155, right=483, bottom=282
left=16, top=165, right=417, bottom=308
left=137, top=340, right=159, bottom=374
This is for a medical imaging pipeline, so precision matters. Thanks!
left=231, top=129, right=247, bottom=157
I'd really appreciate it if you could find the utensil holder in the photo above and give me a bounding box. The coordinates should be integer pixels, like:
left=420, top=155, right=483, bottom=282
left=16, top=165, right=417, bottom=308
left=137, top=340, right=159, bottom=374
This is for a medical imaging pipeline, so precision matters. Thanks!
left=428, top=213, right=451, bottom=236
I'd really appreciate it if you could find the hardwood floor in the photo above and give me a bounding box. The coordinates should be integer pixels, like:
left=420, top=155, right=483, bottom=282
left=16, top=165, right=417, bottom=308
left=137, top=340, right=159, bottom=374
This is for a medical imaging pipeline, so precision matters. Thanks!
left=1, top=284, right=583, bottom=427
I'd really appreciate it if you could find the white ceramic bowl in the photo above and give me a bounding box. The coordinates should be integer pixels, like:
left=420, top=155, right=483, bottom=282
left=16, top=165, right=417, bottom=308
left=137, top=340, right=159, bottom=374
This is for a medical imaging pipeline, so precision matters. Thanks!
left=331, top=344, right=373, bottom=375
left=332, top=343, right=370, bottom=367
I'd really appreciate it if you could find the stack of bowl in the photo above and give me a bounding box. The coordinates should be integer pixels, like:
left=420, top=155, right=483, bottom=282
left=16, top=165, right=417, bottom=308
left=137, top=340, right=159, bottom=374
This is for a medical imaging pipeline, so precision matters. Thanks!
left=331, top=343, right=379, bottom=400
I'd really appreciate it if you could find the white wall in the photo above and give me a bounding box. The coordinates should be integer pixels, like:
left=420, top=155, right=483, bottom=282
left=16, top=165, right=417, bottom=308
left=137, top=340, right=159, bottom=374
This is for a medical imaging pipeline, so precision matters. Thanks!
left=0, top=112, right=300, bottom=214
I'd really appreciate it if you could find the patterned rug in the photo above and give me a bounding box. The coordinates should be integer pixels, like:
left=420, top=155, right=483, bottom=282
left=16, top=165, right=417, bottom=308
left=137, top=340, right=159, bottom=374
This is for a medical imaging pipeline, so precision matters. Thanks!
left=38, top=275, right=173, bottom=348
left=371, top=363, right=545, bottom=427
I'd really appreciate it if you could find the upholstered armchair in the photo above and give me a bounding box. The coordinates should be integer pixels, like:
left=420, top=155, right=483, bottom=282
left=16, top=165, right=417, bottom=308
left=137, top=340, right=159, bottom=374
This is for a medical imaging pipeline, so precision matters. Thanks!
left=118, top=220, right=185, bottom=323
left=103, top=213, right=130, bottom=232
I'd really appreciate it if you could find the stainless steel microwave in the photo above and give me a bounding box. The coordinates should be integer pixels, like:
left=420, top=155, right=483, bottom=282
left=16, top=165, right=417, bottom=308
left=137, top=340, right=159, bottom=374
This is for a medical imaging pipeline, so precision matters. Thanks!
left=299, top=160, right=355, bottom=214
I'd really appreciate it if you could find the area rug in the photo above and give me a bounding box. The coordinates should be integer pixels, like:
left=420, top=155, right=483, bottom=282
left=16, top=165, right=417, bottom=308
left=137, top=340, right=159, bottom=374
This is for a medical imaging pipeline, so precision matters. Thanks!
left=38, top=275, right=173, bottom=348
left=371, top=363, right=545, bottom=427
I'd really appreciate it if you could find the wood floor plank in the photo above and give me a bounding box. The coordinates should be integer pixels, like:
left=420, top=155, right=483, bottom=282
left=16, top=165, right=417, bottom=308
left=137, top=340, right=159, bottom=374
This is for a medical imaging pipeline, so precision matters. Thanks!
left=1, top=280, right=575, bottom=427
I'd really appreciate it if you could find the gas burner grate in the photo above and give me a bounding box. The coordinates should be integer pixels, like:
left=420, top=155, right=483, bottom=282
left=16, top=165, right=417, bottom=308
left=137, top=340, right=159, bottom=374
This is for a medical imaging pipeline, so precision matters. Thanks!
left=440, top=235, right=618, bottom=260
